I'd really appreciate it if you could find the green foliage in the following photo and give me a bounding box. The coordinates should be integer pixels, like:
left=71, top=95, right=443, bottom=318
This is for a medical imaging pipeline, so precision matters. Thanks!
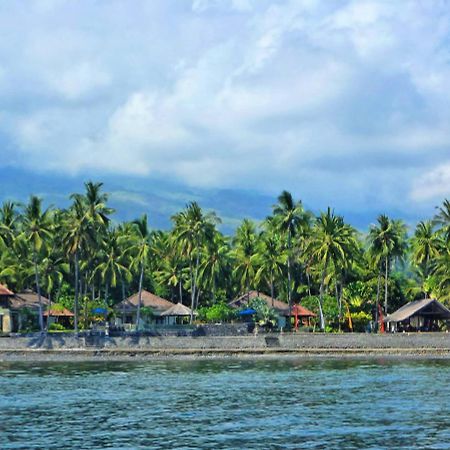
left=248, top=297, right=279, bottom=328
left=48, top=322, right=67, bottom=332
left=140, top=306, right=154, bottom=319
left=3, top=185, right=450, bottom=334
left=198, top=302, right=235, bottom=323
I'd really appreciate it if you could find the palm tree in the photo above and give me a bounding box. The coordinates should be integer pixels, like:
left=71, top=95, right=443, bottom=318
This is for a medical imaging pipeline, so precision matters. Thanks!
left=198, top=231, right=230, bottom=303
left=410, top=221, right=442, bottom=297
left=255, top=227, right=284, bottom=306
left=127, top=215, right=152, bottom=330
left=63, top=196, right=93, bottom=332
left=21, top=196, right=53, bottom=332
left=368, top=215, right=407, bottom=315
left=232, top=219, right=259, bottom=299
left=272, top=191, right=309, bottom=315
left=172, top=202, right=219, bottom=321
left=92, top=229, right=131, bottom=307
left=307, top=208, right=357, bottom=330
left=434, top=199, right=450, bottom=242
left=0, top=201, right=18, bottom=248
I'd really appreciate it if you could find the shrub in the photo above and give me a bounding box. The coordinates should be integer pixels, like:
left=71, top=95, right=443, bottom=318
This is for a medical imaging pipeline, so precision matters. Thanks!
left=48, top=322, right=66, bottom=332
left=197, top=303, right=235, bottom=323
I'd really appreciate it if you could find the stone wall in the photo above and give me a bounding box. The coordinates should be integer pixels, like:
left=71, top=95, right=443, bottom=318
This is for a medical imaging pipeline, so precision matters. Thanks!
left=1, top=331, right=450, bottom=352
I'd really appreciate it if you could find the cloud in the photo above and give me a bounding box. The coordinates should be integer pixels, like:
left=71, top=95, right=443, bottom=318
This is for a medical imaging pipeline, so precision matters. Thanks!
left=1, top=0, right=450, bottom=219
left=411, top=162, right=450, bottom=202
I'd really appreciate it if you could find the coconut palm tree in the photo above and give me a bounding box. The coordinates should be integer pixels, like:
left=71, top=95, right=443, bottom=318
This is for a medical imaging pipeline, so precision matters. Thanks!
left=434, top=199, right=450, bottom=242
left=127, top=215, right=152, bottom=330
left=232, top=219, right=259, bottom=299
left=368, top=215, right=407, bottom=315
left=410, top=221, right=443, bottom=297
left=272, top=191, right=309, bottom=315
left=92, top=229, right=131, bottom=307
left=172, top=202, right=219, bottom=321
left=307, top=208, right=358, bottom=330
left=255, top=227, right=284, bottom=307
left=198, top=231, right=230, bottom=303
left=21, top=196, right=53, bottom=332
left=63, top=196, right=94, bottom=332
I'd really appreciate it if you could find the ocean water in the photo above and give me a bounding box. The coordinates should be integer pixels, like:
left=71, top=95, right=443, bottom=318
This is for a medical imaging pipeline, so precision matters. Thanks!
left=1, top=357, right=450, bottom=449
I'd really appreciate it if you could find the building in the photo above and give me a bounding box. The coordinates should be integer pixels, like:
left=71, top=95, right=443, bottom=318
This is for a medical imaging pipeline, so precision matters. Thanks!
left=229, top=290, right=315, bottom=328
left=114, top=290, right=174, bottom=329
left=385, top=298, right=450, bottom=332
left=0, top=283, right=14, bottom=332
left=161, top=303, right=194, bottom=325
left=0, top=286, right=52, bottom=332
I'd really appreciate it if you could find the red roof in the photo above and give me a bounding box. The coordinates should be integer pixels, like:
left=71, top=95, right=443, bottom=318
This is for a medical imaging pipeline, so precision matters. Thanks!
left=0, top=283, right=13, bottom=296
left=291, top=304, right=316, bottom=317
left=43, top=307, right=74, bottom=317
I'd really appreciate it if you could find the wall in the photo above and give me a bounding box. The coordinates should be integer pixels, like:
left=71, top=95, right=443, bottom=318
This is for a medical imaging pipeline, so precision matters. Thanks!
left=1, top=331, right=450, bottom=352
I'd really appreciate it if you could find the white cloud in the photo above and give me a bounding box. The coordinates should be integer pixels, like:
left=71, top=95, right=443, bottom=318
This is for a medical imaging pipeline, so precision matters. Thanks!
left=411, top=162, right=450, bottom=202
left=1, top=0, right=450, bottom=218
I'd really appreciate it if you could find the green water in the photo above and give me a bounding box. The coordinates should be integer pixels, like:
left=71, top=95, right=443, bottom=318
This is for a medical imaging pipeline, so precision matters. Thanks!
left=1, top=358, right=450, bottom=449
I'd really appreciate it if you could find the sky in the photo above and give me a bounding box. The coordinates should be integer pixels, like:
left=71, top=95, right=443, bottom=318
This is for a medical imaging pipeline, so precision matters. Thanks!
left=1, top=0, right=450, bottom=228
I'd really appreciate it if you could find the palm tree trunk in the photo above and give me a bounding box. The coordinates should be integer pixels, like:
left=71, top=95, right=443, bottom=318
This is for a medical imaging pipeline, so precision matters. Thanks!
left=384, top=256, right=389, bottom=314
left=287, top=232, right=292, bottom=319
left=74, top=251, right=79, bottom=333
left=179, top=280, right=183, bottom=305
left=136, top=264, right=144, bottom=331
left=270, top=271, right=274, bottom=308
left=318, top=258, right=329, bottom=331
left=189, top=260, right=195, bottom=323
left=33, top=254, right=44, bottom=333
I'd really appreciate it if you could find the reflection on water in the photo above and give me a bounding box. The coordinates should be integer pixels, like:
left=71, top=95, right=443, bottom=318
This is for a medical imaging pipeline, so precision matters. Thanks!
left=1, top=358, right=450, bottom=449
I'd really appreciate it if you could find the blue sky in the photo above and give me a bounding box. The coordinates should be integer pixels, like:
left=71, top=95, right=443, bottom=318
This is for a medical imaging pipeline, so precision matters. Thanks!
left=1, top=0, right=450, bottom=227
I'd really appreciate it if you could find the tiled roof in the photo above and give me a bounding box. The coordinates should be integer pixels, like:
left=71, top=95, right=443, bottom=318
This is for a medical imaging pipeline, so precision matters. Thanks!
left=0, top=283, right=13, bottom=296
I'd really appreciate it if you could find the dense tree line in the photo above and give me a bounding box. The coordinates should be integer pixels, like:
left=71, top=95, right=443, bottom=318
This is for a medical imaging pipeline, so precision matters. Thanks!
left=1, top=181, right=450, bottom=331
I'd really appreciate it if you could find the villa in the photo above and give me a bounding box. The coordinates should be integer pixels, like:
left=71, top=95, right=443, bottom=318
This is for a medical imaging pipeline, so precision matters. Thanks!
left=229, top=290, right=315, bottom=328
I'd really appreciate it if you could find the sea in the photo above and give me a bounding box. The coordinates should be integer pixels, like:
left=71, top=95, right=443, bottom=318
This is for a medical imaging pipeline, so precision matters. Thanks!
left=1, top=357, right=449, bottom=449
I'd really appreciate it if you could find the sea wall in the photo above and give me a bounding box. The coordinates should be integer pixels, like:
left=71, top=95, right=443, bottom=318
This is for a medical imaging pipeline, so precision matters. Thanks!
left=1, top=332, right=450, bottom=353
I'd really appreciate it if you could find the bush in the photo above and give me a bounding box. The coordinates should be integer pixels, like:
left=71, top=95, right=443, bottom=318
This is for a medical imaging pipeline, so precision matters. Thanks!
left=197, top=303, right=235, bottom=323
left=48, top=322, right=66, bottom=332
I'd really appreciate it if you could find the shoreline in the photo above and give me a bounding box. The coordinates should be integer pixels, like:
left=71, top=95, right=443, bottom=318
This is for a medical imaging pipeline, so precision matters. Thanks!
left=3, top=347, right=450, bottom=362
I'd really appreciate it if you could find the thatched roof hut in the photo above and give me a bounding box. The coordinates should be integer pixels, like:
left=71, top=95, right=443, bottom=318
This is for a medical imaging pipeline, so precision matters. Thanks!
left=385, top=298, right=450, bottom=332
left=115, top=290, right=174, bottom=315
left=10, top=291, right=50, bottom=310
left=161, top=303, right=193, bottom=317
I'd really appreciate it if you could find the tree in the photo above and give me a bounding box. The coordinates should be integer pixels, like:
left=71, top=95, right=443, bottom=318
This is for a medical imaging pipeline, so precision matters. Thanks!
left=127, top=215, right=152, bottom=330
left=368, top=215, right=407, bottom=316
left=255, top=227, right=284, bottom=307
left=172, top=202, right=219, bottom=322
left=307, top=208, right=358, bottom=330
left=20, top=196, right=53, bottom=332
left=198, top=231, right=230, bottom=304
left=410, top=221, right=442, bottom=297
left=232, top=219, right=259, bottom=299
left=272, top=191, right=309, bottom=316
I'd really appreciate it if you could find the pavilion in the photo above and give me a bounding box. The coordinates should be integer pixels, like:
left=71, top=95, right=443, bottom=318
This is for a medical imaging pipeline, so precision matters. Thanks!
left=385, top=298, right=450, bottom=332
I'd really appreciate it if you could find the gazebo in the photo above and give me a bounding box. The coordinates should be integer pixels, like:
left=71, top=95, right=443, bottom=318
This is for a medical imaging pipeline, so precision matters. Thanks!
left=291, top=304, right=316, bottom=330
left=43, top=307, right=74, bottom=329
left=385, top=298, right=450, bottom=332
left=161, top=303, right=194, bottom=325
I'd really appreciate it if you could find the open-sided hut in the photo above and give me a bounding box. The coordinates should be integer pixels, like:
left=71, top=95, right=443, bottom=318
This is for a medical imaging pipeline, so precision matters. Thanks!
left=114, top=290, right=174, bottom=329
left=161, top=303, right=193, bottom=325
left=43, top=307, right=74, bottom=328
left=229, top=290, right=315, bottom=328
left=385, top=298, right=450, bottom=332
